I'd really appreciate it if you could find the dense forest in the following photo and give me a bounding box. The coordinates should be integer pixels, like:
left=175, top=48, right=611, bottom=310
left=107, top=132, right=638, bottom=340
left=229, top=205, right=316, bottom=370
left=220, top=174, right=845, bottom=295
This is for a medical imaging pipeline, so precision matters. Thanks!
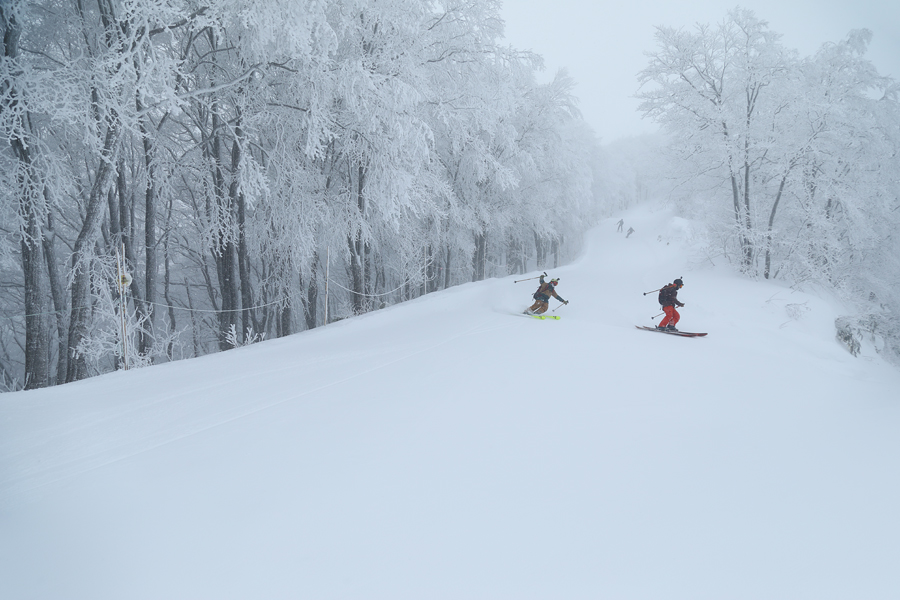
left=2, top=2, right=898, bottom=391
left=0, top=0, right=600, bottom=390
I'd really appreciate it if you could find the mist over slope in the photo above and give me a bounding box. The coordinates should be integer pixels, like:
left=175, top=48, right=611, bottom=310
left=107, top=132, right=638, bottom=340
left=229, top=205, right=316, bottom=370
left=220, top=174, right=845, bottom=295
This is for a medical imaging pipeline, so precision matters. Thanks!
left=2, top=205, right=899, bottom=599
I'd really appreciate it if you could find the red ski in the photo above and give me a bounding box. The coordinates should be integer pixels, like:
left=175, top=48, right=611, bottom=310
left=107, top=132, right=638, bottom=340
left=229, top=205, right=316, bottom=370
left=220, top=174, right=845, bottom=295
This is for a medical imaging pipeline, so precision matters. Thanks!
left=635, top=325, right=707, bottom=337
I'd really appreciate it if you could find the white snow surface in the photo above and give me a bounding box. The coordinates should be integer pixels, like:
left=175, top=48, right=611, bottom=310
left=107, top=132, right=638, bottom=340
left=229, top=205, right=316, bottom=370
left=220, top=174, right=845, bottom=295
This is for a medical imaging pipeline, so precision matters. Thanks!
left=2, top=206, right=899, bottom=599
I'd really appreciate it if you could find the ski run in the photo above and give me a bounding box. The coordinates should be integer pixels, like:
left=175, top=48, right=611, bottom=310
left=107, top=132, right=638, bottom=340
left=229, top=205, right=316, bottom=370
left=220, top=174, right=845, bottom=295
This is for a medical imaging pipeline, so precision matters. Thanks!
left=2, top=206, right=899, bottom=600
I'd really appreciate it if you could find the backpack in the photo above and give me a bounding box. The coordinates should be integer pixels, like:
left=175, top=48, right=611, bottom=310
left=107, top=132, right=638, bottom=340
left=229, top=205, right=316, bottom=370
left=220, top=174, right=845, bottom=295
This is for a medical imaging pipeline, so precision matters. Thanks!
left=658, top=284, right=675, bottom=306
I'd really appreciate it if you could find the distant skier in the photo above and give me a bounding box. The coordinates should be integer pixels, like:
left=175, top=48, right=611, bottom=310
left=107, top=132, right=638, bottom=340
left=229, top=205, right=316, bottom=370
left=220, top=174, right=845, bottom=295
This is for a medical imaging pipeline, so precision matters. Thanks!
left=626, top=227, right=635, bottom=238
left=656, top=278, right=685, bottom=331
left=525, top=274, right=568, bottom=315
left=617, top=219, right=624, bottom=232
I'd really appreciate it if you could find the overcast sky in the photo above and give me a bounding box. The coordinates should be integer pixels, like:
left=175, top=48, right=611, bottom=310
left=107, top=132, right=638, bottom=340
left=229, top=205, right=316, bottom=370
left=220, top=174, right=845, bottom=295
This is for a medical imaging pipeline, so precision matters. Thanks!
left=500, top=0, right=900, bottom=143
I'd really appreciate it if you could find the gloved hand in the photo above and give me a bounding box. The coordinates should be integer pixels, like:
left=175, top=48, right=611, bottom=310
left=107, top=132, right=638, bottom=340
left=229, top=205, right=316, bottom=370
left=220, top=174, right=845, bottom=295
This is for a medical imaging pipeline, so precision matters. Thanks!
left=563, top=300, right=569, bottom=305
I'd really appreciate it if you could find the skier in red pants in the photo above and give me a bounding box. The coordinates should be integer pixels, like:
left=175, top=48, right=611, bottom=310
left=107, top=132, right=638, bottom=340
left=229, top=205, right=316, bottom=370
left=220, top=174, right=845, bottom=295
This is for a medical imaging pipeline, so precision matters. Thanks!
left=657, top=278, right=685, bottom=331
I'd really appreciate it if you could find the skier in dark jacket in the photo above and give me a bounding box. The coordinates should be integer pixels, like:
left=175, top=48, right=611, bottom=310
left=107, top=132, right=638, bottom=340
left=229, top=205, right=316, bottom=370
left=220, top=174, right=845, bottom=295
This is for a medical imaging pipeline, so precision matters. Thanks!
left=657, top=278, right=685, bottom=331
left=525, top=274, right=568, bottom=315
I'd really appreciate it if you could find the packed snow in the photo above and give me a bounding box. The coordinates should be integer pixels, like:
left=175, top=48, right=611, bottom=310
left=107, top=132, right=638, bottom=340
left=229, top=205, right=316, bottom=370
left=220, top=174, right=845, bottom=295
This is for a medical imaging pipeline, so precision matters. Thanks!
left=2, top=206, right=899, bottom=599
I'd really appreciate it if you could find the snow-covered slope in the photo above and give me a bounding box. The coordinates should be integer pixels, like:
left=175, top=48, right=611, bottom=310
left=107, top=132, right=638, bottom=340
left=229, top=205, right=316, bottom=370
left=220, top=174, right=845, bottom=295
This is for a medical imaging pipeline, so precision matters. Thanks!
left=2, top=206, right=899, bottom=599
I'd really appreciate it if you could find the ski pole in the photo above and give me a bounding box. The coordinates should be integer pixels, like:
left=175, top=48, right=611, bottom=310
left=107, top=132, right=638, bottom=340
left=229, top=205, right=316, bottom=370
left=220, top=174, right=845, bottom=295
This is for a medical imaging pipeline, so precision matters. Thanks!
left=552, top=301, right=568, bottom=312
left=643, top=288, right=663, bottom=296
left=514, top=271, right=547, bottom=284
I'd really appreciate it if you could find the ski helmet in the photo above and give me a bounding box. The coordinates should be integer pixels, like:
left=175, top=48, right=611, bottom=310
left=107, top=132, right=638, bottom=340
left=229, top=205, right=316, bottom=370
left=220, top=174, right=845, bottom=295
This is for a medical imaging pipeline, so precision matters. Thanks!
left=551, top=278, right=559, bottom=285
left=674, top=278, right=683, bottom=287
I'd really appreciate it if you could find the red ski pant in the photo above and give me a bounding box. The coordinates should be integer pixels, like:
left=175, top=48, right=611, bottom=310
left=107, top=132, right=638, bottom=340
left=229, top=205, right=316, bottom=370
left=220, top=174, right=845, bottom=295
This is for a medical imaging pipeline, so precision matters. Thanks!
left=659, top=305, right=680, bottom=327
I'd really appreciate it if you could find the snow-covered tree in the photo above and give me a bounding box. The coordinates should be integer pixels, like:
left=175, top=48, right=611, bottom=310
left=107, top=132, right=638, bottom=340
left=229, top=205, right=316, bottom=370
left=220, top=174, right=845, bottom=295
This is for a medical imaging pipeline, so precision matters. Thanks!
left=0, top=0, right=601, bottom=389
left=639, top=8, right=900, bottom=364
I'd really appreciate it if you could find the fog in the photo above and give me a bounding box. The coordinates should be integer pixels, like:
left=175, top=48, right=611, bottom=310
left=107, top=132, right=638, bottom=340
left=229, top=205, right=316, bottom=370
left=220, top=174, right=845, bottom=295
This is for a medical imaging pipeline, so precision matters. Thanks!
left=501, top=0, right=900, bottom=142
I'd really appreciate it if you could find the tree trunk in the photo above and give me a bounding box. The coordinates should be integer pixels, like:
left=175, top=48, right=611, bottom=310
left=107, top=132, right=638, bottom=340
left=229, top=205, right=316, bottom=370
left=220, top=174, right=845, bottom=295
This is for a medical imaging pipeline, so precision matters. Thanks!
left=138, top=96, right=158, bottom=354
left=742, top=143, right=754, bottom=269
left=163, top=195, right=177, bottom=359
left=235, top=159, right=260, bottom=336
left=184, top=278, right=201, bottom=358
left=425, top=244, right=436, bottom=293
left=764, top=169, right=792, bottom=280
left=115, top=159, right=150, bottom=348
left=67, top=125, right=121, bottom=382
left=21, top=207, right=50, bottom=389
left=443, top=246, right=452, bottom=290
left=724, top=121, right=753, bottom=272
left=3, top=8, right=50, bottom=388
left=473, top=233, right=486, bottom=281
left=304, top=253, right=318, bottom=330
left=230, top=121, right=256, bottom=336
left=534, top=231, right=545, bottom=269
left=348, top=165, right=367, bottom=314
left=207, top=107, right=240, bottom=349
left=42, top=212, right=67, bottom=384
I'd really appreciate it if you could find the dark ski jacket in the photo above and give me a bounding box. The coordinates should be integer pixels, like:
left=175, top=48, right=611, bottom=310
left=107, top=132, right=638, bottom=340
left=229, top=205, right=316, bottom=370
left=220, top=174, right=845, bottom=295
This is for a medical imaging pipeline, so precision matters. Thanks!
left=534, top=277, right=565, bottom=303
left=658, top=284, right=684, bottom=307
